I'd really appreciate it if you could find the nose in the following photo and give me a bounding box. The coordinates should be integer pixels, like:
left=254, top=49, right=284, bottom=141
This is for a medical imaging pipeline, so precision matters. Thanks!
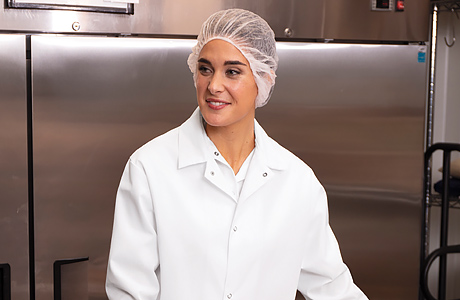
left=207, top=73, right=225, bottom=95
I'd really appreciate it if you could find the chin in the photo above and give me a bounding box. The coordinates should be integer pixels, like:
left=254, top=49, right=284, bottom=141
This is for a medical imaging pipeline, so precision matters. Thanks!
left=202, top=116, right=227, bottom=128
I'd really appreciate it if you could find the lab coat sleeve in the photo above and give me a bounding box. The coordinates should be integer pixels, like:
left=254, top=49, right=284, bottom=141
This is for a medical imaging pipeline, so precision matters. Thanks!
left=106, top=158, right=160, bottom=300
left=297, top=175, right=368, bottom=300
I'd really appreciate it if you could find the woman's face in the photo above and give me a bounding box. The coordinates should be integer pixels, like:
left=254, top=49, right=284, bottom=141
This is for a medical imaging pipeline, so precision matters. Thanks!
left=196, top=39, right=258, bottom=131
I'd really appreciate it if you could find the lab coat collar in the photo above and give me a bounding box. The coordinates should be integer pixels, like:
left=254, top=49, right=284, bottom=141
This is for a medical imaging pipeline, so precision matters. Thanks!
left=253, top=118, right=286, bottom=171
left=178, top=107, right=286, bottom=171
left=178, top=107, right=209, bottom=169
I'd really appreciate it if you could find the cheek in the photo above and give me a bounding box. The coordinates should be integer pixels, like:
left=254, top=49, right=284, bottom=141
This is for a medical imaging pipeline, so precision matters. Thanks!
left=250, top=82, right=258, bottom=97
left=230, top=79, right=255, bottom=93
left=195, top=77, right=207, bottom=94
left=238, top=81, right=258, bottom=100
left=241, top=75, right=258, bottom=97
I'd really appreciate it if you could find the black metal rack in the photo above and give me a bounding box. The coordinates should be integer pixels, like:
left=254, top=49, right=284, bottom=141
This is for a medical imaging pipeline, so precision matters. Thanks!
left=432, top=0, right=460, bottom=11
left=429, top=194, right=460, bottom=209
left=420, top=143, right=460, bottom=300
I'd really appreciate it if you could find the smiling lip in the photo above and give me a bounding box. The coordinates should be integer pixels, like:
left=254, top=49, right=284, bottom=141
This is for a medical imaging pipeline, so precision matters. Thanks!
left=206, top=99, right=230, bottom=110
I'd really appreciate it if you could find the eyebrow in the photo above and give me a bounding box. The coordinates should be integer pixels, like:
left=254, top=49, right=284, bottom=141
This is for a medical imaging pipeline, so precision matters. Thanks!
left=197, top=58, right=247, bottom=67
left=224, top=60, right=247, bottom=66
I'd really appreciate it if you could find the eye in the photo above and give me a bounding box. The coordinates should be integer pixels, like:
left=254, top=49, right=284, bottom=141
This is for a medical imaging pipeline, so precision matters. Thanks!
left=226, top=68, right=241, bottom=76
left=198, top=65, right=212, bottom=75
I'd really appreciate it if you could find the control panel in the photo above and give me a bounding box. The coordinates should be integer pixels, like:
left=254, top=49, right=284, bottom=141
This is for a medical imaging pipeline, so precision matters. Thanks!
left=371, top=0, right=405, bottom=12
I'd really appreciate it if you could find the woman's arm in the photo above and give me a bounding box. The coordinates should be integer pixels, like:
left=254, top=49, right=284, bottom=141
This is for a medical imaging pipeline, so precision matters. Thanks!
left=106, top=159, right=160, bottom=300
left=297, top=178, right=368, bottom=300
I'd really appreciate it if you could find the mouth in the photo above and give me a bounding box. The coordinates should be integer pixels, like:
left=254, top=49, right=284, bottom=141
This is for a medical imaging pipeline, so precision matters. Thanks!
left=206, top=99, right=230, bottom=110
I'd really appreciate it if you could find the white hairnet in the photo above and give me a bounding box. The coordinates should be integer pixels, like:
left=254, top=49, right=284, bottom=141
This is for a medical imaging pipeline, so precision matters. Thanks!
left=187, top=8, right=279, bottom=108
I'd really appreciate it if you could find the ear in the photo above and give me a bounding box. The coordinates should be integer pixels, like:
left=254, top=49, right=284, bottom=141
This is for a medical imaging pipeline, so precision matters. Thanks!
left=265, top=69, right=276, bottom=86
left=257, top=70, right=275, bottom=85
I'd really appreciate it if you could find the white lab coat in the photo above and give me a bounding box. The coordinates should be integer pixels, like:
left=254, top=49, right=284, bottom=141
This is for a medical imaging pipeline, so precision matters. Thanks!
left=106, top=107, right=368, bottom=300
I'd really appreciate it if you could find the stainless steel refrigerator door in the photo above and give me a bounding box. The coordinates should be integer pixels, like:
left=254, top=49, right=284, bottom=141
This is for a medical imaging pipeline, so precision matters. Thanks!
left=266, top=42, right=427, bottom=300
left=31, top=35, right=197, bottom=300
left=0, top=34, right=29, bottom=300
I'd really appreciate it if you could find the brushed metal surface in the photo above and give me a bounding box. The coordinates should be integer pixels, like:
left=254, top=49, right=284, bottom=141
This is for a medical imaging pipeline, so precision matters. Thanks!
left=31, top=35, right=427, bottom=300
left=31, top=36, right=197, bottom=300
left=0, top=0, right=324, bottom=39
left=263, top=42, right=427, bottom=300
left=0, top=0, right=429, bottom=41
left=323, top=0, right=431, bottom=41
left=0, top=34, right=29, bottom=300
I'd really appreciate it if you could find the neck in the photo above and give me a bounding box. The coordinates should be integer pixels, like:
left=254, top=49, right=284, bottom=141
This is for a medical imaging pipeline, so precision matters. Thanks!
left=205, top=119, right=255, bottom=175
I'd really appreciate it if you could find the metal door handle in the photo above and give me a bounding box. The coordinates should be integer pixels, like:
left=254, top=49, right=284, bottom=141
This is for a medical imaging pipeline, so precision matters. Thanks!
left=53, top=257, right=89, bottom=300
left=0, top=263, right=11, bottom=300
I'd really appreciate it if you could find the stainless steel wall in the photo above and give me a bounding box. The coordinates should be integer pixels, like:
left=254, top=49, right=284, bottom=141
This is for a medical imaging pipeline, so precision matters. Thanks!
left=0, top=0, right=429, bottom=41
left=266, top=42, right=427, bottom=299
left=0, top=34, right=29, bottom=300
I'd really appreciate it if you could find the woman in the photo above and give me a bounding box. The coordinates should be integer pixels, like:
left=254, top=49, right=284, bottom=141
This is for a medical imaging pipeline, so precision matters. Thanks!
left=106, top=8, right=368, bottom=300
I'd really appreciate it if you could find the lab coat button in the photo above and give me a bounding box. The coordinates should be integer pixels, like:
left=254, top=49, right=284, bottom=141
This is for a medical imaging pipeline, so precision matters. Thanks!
left=210, top=171, right=215, bottom=176
left=233, top=226, right=238, bottom=232
left=227, top=293, right=232, bottom=299
left=214, top=151, right=219, bottom=156
left=262, top=172, right=268, bottom=177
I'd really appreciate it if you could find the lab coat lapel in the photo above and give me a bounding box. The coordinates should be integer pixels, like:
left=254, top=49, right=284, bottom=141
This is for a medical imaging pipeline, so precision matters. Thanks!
left=239, top=119, right=287, bottom=202
left=204, top=159, right=238, bottom=202
left=178, top=109, right=237, bottom=201
left=239, top=149, right=273, bottom=202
